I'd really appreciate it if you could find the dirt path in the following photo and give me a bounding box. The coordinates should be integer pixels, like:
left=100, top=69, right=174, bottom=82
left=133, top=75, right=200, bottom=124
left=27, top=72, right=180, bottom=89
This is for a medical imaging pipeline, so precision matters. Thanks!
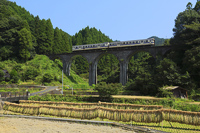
left=0, top=117, right=135, bottom=133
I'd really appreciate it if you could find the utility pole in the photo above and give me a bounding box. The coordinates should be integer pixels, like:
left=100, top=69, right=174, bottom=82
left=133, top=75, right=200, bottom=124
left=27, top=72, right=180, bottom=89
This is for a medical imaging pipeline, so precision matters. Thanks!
left=62, top=70, right=63, bottom=95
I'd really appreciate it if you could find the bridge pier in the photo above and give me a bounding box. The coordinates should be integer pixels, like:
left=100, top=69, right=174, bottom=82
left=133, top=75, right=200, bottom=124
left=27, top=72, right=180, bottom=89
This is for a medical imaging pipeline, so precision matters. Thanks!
left=89, top=62, right=97, bottom=86
left=120, top=61, right=128, bottom=86
left=63, top=61, right=71, bottom=76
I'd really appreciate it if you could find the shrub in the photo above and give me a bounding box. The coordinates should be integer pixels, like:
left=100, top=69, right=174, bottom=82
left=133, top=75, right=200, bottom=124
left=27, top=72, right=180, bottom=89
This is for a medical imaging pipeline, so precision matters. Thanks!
left=156, top=86, right=173, bottom=98
left=43, top=73, right=54, bottom=83
left=13, top=64, right=23, bottom=72
left=24, top=66, right=41, bottom=80
left=10, top=69, right=19, bottom=83
left=95, top=82, right=122, bottom=98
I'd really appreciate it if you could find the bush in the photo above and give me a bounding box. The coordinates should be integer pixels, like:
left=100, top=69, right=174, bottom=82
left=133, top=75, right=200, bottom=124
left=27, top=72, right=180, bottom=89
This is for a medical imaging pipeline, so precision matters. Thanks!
left=10, top=69, right=19, bottom=83
left=95, top=82, right=122, bottom=98
left=24, top=66, right=41, bottom=80
left=43, top=73, right=54, bottom=83
left=156, top=86, right=173, bottom=98
left=13, top=64, right=23, bottom=72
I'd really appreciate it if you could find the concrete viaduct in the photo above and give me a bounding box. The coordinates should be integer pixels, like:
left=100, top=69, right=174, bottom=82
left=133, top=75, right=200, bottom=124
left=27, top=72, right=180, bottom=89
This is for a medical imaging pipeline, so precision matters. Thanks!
left=50, top=46, right=171, bottom=86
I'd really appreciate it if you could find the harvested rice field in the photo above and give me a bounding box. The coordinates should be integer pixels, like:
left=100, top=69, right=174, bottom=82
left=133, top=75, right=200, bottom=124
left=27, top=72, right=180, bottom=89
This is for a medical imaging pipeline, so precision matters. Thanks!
left=0, top=117, right=136, bottom=133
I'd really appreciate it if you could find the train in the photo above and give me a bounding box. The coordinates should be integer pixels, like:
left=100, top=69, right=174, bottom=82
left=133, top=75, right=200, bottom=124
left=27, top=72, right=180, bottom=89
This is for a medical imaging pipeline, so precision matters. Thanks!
left=72, top=38, right=155, bottom=51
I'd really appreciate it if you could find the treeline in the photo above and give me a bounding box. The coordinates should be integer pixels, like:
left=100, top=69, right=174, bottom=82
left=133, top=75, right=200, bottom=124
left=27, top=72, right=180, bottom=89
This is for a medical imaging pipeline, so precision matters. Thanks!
left=0, top=0, right=114, bottom=63
left=0, top=0, right=72, bottom=62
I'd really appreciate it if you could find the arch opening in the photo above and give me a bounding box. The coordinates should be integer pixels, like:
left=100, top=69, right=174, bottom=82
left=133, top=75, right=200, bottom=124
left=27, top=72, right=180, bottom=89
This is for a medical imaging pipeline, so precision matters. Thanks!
left=96, top=53, right=120, bottom=84
left=70, top=55, right=89, bottom=82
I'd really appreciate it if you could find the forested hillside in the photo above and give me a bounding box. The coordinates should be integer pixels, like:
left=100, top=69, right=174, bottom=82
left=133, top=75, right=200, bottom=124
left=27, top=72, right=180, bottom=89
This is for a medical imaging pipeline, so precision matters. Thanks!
left=0, top=0, right=115, bottom=62
left=0, top=0, right=72, bottom=62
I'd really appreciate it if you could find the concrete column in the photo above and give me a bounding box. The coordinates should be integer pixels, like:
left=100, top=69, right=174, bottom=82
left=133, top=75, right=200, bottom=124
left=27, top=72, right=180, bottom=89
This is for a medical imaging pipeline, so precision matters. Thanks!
left=89, top=62, right=97, bottom=86
left=120, top=61, right=128, bottom=86
left=63, top=61, right=71, bottom=76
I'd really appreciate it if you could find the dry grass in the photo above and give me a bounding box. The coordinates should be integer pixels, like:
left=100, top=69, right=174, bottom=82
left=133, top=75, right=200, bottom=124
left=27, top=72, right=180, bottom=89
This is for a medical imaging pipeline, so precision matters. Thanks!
left=112, top=95, right=163, bottom=100
left=80, top=95, right=163, bottom=100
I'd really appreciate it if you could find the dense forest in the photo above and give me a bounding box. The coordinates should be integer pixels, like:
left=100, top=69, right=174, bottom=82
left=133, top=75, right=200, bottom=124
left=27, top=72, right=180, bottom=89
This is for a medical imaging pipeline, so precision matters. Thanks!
left=1, top=0, right=200, bottom=99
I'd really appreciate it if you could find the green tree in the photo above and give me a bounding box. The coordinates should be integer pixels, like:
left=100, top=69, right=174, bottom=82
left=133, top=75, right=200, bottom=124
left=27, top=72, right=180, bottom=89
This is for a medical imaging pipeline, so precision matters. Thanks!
left=171, top=2, right=200, bottom=46
left=127, top=52, right=156, bottom=95
left=97, top=54, right=119, bottom=83
left=37, top=19, right=47, bottom=54
left=0, top=46, right=13, bottom=61
left=61, top=31, right=71, bottom=53
left=18, top=28, right=33, bottom=62
left=155, top=58, right=190, bottom=88
left=53, top=27, right=63, bottom=54
left=45, top=18, right=54, bottom=54
left=71, top=56, right=89, bottom=75
left=34, top=15, right=40, bottom=39
left=184, top=46, right=200, bottom=87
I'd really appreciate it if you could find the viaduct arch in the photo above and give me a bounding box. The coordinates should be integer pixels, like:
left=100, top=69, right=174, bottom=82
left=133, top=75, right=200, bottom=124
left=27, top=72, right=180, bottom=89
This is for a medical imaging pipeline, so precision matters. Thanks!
left=50, top=46, right=171, bottom=86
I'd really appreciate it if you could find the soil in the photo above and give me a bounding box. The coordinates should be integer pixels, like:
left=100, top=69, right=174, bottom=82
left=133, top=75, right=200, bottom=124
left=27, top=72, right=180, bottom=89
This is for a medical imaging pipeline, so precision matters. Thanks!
left=0, top=117, right=135, bottom=133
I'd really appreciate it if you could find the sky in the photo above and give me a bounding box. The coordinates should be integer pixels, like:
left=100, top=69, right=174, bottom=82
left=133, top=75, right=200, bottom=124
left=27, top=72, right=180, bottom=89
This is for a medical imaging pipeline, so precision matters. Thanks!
left=10, top=0, right=198, bottom=41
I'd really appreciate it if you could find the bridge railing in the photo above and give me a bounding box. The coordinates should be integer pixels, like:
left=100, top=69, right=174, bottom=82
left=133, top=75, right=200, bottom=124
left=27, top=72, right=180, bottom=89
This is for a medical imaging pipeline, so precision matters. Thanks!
left=0, top=92, right=30, bottom=98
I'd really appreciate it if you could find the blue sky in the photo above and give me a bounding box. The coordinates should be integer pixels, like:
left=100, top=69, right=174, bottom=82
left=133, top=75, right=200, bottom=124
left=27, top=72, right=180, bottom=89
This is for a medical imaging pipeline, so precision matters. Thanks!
left=10, top=0, right=197, bottom=41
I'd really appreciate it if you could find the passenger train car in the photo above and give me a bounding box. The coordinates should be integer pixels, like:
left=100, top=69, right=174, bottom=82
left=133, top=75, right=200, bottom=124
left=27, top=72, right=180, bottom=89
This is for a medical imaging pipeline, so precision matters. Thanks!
left=72, top=38, right=155, bottom=51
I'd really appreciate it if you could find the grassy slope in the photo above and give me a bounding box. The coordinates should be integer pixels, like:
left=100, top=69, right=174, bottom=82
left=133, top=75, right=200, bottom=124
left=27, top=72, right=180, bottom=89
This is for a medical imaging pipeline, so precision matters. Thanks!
left=0, top=55, right=92, bottom=89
